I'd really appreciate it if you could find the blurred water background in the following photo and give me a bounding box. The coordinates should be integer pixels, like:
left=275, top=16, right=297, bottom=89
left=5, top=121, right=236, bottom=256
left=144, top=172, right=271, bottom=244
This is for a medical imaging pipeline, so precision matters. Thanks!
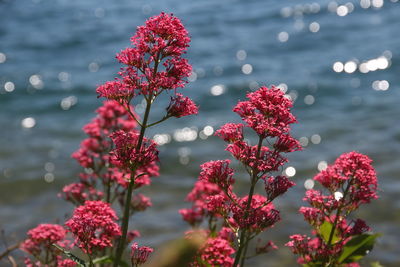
left=1, top=0, right=399, bottom=266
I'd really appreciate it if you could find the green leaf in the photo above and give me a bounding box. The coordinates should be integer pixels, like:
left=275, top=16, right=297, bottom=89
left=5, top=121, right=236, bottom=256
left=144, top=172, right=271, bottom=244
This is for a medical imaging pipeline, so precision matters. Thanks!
left=92, top=256, right=112, bottom=264
left=302, top=262, right=324, bottom=267
left=370, top=261, right=384, bottom=267
left=52, top=244, right=87, bottom=267
left=319, top=221, right=340, bottom=244
left=338, top=233, right=381, bottom=263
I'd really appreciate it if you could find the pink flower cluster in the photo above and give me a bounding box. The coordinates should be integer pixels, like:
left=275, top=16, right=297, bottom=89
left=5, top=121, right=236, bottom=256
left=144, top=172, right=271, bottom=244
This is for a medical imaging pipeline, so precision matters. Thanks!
left=287, top=152, right=379, bottom=266
left=96, top=12, right=197, bottom=118
left=65, top=200, right=121, bottom=254
left=110, top=130, right=159, bottom=170
left=166, top=93, right=199, bottom=118
left=195, top=237, right=235, bottom=267
left=60, top=100, right=158, bottom=209
left=181, top=86, right=301, bottom=266
left=21, top=224, right=76, bottom=266
left=131, top=243, right=153, bottom=266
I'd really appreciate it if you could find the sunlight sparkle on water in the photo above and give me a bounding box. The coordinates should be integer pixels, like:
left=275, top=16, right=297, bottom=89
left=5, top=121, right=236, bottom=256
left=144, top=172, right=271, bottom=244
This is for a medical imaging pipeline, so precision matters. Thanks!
left=61, top=96, right=78, bottom=110
left=360, top=0, right=371, bottom=8
left=242, top=64, right=253, bottom=75
left=203, top=126, right=214, bottom=136
left=29, top=74, right=44, bottom=89
left=277, top=32, right=289, bottom=42
left=89, top=62, right=100, bottom=72
left=153, top=134, right=171, bottom=146
left=334, top=191, right=343, bottom=201
left=317, top=161, right=328, bottom=171
left=299, top=137, right=309, bottom=147
left=311, top=134, right=321, bottom=144
left=211, top=84, right=226, bottom=96
left=372, top=80, right=389, bottom=91
left=58, top=72, right=70, bottom=82
left=45, top=162, right=55, bottom=172
left=285, top=166, right=296, bottom=177
left=4, top=81, right=15, bottom=92
left=188, top=71, right=197, bottom=82
left=304, top=179, right=315, bottom=190
left=304, top=95, right=315, bottom=105
left=333, top=62, right=344, bottom=72
left=372, top=0, right=384, bottom=8
left=309, top=22, right=320, bottom=33
left=344, top=61, right=357, bottom=73
left=277, top=83, right=288, bottom=93
left=236, top=50, right=247, bottom=61
left=336, top=5, right=349, bottom=16
left=21, top=117, right=36, bottom=128
left=173, top=127, right=198, bottom=142
left=0, top=53, right=6, bottom=63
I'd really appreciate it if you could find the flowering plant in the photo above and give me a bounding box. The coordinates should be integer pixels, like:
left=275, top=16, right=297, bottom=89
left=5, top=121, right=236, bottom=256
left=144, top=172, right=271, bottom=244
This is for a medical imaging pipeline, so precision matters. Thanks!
left=10, top=12, right=381, bottom=267
left=180, top=86, right=302, bottom=266
left=19, top=12, right=197, bottom=267
left=286, top=152, right=380, bottom=267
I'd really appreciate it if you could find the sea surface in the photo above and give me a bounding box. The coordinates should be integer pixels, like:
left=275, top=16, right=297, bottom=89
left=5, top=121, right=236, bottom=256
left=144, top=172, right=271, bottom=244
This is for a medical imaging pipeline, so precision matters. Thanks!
left=1, top=0, right=399, bottom=266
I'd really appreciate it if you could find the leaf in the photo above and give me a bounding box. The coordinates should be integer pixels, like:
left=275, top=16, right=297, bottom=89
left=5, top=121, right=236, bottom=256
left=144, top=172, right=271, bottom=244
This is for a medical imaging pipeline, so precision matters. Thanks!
left=52, top=244, right=87, bottom=267
left=370, top=261, right=384, bottom=267
left=92, top=256, right=112, bottom=264
left=302, top=262, right=323, bottom=267
left=319, top=221, right=340, bottom=244
left=338, top=233, right=381, bottom=263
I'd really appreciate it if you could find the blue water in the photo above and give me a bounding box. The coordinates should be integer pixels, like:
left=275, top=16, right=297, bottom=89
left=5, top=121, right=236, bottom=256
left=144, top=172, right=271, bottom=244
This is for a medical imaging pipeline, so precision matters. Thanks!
left=1, top=0, right=400, bottom=265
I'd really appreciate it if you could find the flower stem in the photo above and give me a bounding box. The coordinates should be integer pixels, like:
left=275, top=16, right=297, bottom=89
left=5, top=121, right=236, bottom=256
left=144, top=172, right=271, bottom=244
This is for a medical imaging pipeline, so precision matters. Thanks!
left=325, top=179, right=352, bottom=266
left=113, top=99, right=152, bottom=267
left=233, top=136, right=263, bottom=267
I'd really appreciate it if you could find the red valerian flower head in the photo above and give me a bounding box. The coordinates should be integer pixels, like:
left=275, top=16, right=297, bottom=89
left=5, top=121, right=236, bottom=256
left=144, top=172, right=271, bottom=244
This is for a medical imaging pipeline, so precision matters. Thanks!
left=274, top=134, right=302, bottom=153
left=166, top=93, right=198, bottom=118
left=59, top=182, right=103, bottom=205
left=215, top=123, right=244, bottom=143
left=232, top=195, right=280, bottom=232
left=99, top=13, right=192, bottom=101
left=233, top=86, right=296, bottom=138
left=299, top=207, right=324, bottom=226
left=21, top=224, right=72, bottom=266
left=195, top=237, right=235, bottom=267
left=65, top=200, right=121, bottom=253
left=264, top=175, right=295, bottom=201
left=131, top=243, right=153, bottom=266
left=227, top=141, right=287, bottom=173
left=348, top=219, right=370, bottom=236
left=255, top=240, right=278, bottom=255
left=110, top=130, right=159, bottom=170
left=96, top=80, right=134, bottom=101
left=129, top=193, right=153, bottom=212
left=21, top=224, right=66, bottom=255
left=179, top=207, right=204, bottom=226
left=199, top=160, right=234, bottom=190
left=314, top=152, right=378, bottom=207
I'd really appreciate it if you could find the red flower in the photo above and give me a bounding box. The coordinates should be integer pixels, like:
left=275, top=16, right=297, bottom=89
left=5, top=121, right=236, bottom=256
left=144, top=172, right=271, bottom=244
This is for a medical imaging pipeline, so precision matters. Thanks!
left=65, top=200, right=121, bottom=253
left=131, top=243, right=153, bottom=266
left=166, top=93, right=198, bottom=118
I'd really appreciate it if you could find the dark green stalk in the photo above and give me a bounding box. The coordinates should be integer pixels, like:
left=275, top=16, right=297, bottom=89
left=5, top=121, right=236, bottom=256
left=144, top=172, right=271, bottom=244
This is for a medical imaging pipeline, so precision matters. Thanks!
left=325, top=179, right=353, bottom=267
left=113, top=100, right=152, bottom=267
left=233, top=136, right=264, bottom=267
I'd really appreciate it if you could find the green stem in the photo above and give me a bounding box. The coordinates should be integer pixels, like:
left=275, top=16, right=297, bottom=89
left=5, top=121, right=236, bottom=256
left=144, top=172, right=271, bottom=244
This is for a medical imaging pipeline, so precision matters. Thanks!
left=233, top=136, right=264, bottom=267
left=113, top=100, right=152, bottom=267
left=325, top=179, right=352, bottom=266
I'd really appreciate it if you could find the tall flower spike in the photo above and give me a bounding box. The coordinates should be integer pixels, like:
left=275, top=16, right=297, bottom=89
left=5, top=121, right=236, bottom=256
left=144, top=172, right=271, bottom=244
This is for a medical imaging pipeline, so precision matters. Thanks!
left=98, top=12, right=192, bottom=100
